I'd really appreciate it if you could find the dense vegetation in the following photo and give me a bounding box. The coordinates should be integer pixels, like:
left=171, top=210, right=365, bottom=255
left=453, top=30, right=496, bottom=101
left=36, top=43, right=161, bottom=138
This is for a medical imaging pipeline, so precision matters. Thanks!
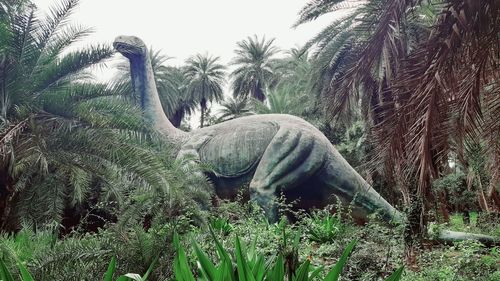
left=0, top=0, right=498, bottom=280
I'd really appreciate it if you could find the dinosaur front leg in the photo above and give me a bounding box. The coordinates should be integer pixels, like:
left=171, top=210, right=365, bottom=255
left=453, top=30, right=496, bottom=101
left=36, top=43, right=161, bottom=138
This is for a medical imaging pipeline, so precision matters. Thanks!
left=250, top=185, right=278, bottom=222
left=249, top=128, right=325, bottom=222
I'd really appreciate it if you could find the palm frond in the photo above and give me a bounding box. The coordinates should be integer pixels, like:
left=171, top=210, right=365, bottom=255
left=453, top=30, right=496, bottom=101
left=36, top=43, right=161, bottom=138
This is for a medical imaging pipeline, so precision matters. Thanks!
left=294, top=0, right=364, bottom=27
left=32, top=44, right=114, bottom=94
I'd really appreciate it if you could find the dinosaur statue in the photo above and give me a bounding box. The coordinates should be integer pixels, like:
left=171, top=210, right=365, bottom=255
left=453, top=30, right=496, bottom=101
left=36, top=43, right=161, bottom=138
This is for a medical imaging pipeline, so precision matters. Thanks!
left=113, top=36, right=497, bottom=245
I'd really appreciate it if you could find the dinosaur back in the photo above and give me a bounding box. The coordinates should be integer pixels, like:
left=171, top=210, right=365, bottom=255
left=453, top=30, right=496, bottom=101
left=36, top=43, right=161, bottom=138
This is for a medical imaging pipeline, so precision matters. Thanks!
left=199, top=121, right=278, bottom=177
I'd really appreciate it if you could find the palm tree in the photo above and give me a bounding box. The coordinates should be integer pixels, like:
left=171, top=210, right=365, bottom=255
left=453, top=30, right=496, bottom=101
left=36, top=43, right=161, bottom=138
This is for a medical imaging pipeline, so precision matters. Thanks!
left=184, top=54, right=226, bottom=128
left=0, top=0, right=174, bottom=230
left=162, top=66, right=198, bottom=127
left=218, top=97, right=253, bottom=122
left=299, top=0, right=499, bottom=205
left=271, top=48, right=317, bottom=118
left=298, top=0, right=499, bottom=263
left=230, top=35, right=279, bottom=102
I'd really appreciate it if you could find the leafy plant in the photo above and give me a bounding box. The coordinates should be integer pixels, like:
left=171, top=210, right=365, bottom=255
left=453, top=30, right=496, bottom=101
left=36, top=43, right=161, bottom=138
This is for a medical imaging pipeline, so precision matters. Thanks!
left=0, top=256, right=157, bottom=281
left=0, top=0, right=179, bottom=232
left=306, top=212, right=345, bottom=243
left=173, top=229, right=404, bottom=281
left=210, top=217, right=233, bottom=236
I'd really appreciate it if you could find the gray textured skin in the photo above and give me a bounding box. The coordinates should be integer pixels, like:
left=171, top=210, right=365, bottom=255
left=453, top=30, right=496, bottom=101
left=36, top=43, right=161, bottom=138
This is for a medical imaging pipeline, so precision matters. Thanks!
left=113, top=35, right=401, bottom=223
left=113, top=36, right=499, bottom=245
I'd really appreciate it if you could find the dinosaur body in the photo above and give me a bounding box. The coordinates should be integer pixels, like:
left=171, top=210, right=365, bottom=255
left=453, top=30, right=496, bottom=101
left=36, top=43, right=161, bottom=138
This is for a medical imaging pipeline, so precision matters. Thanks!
left=114, top=35, right=399, bottom=223
left=113, top=36, right=498, bottom=253
left=182, top=114, right=398, bottom=222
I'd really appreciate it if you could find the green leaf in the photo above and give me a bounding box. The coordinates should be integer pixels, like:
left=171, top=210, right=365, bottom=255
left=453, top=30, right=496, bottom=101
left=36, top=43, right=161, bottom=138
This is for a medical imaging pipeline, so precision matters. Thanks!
left=103, top=256, right=116, bottom=281
left=17, top=262, right=35, bottom=281
left=385, top=266, right=404, bottom=281
left=292, top=260, right=310, bottom=281
left=235, top=236, right=256, bottom=281
left=0, top=259, right=15, bottom=281
left=309, top=266, right=323, bottom=280
left=192, top=240, right=217, bottom=281
left=173, top=232, right=196, bottom=281
left=251, top=254, right=265, bottom=281
left=266, top=255, right=284, bottom=281
left=209, top=226, right=232, bottom=263
left=217, top=258, right=234, bottom=281
left=140, top=255, right=158, bottom=281
left=323, top=240, right=357, bottom=281
left=123, top=273, right=142, bottom=281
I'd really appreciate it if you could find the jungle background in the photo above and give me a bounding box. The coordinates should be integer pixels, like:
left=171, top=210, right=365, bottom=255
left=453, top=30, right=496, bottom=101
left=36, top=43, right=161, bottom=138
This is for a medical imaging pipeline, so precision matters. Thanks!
left=0, top=0, right=498, bottom=280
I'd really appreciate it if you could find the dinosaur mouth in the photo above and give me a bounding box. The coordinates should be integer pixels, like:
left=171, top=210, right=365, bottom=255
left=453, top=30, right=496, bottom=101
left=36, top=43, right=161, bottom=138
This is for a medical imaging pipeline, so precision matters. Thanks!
left=113, top=42, right=136, bottom=55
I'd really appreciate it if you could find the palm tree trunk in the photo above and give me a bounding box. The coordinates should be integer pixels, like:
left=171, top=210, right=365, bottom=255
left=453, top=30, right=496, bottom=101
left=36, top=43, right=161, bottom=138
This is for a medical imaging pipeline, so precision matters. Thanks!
left=200, top=98, right=207, bottom=128
left=489, top=188, right=500, bottom=211
left=253, top=86, right=266, bottom=102
left=476, top=176, right=491, bottom=213
left=169, top=109, right=184, bottom=128
left=438, top=191, right=450, bottom=222
left=0, top=170, right=15, bottom=231
left=200, top=106, right=205, bottom=128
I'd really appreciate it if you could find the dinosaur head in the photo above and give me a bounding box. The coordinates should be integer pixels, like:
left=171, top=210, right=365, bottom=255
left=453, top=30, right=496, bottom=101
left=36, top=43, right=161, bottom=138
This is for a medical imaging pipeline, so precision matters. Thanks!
left=113, top=35, right=147, bottom=59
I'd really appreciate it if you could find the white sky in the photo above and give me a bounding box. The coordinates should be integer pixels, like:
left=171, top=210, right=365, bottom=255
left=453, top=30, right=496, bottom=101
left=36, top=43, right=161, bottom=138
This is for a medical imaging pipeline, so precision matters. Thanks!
left=33, top=0, right=336, bottom=66
left=32, top=0, right=342, bottom=126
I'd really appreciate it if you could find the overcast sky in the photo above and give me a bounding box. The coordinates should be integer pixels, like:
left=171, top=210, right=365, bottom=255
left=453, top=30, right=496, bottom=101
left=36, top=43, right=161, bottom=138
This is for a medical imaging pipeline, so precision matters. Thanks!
left=32, top=0, right=341, bottom=126
left=33, top=0, right=336, bottom=66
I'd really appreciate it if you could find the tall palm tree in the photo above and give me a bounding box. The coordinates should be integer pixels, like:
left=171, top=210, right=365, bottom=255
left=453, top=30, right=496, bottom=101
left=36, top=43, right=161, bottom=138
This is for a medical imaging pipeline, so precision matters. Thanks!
left=298, top=0, right=499, bottom=262
left=162, top=66, right=198, bottom=127
left=0, top=0, right=174, bottom=230
left=230, top=35, right=279, bottom=102
left=271, top=48, right=317, bottom=118
left=299, top=0, right=499, bottom=205
left=184, top=54, right=226, bottom=128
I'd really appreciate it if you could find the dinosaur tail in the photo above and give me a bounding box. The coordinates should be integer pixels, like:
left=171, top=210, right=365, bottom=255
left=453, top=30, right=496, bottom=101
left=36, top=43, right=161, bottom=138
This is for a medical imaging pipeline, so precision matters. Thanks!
left=319, top=151, right=499, bottom=246
left=318, top=150, right=403, bottom=224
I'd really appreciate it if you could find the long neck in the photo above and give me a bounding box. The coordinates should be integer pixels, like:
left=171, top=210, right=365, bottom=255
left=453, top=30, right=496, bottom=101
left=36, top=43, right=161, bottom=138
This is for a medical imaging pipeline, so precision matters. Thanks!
left=129, top=53, right=186, bottom=142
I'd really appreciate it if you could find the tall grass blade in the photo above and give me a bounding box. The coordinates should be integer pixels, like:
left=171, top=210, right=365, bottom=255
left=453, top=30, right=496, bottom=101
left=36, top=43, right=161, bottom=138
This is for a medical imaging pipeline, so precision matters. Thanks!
left=173, top=232, right=196, bottom=281
left=323, top=240, right=357, bottom=281
left=192, top=240, right=217, bottom=280
left=385, top=266, right=404, bottom=281
left=103, top=256, right=116, bottom=281
left=17, top=262, right=35, bottom=281
left=292, top=260, right=310, bottom=281
left=235, top=236, right=256, bottom=281
left=0, top=259, right=15, bottom=281
left=140, top=255, right=158, bottom=280
left=266, top=255, right=285, bottom=281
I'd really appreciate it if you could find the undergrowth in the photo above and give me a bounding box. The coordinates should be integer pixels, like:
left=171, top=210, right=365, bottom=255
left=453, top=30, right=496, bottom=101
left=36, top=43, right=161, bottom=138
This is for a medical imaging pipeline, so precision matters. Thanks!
left=0, top=199, right=498, bottom=280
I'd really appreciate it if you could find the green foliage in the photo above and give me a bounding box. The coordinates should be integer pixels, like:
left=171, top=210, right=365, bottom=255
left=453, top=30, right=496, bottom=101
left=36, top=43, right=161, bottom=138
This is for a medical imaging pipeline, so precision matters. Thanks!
left=305, top=211, right=345, bottom=243
left=402, top=240, right=500, bottom=281
left=210, top=217, right=233, bottom=236
left=0, top=0, right=185, bottom=232
left=3, top=199, right=498, bottom=280
left=173, top=228, right=403, bottom=281
left=0, top=255, right=156, bottom=281
left=218, top=97, right=253, bottom=122
left=432, top=171, right=476, bottom=210
left=184, top=53, right=226, bottom=128
left=230, top=35, right=279, bottom=102
left=174, top=229, right=348, bottom=281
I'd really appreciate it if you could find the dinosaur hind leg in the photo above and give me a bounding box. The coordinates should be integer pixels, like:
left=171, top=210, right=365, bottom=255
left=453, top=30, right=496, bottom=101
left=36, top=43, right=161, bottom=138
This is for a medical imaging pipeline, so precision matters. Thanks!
left=249, top=128, right=325, bottom=221
left=317, top=150, right=403, bottom=223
